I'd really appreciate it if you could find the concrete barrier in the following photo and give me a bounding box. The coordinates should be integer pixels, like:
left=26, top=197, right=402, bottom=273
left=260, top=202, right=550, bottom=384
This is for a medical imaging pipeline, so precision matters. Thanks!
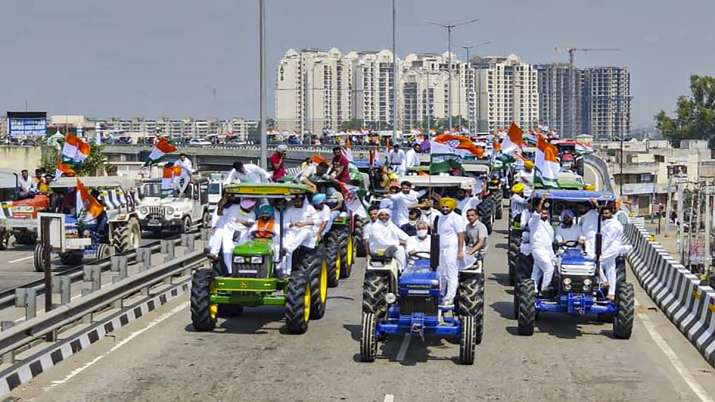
left=624, top=221, right=715, bottom=367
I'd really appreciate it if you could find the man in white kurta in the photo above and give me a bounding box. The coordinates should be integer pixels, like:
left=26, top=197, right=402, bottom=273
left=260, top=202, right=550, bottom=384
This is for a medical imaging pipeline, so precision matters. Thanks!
left=555, top=209, right=582, bottom=244
left=578, top=199, right=600, bottom=258
left=281, top=196, right=317, bottom=276
left=404, top=143, right=422, bottom=171
left=223, top=161, right=269, bottom=185
left=175, top=154, right=195, bottom=194
left=388, top=145, right=407, bottom=176
left=528, top=195, right=555, bottom=293
left=599, top=206, right=624, bottom=299
left=384, top=181, right=425, bottom=226
left=364, top=209, right=409, bottom=271
left=209, top=198, right=256, bottom=273
left=436, top=198, right=467, bottom=307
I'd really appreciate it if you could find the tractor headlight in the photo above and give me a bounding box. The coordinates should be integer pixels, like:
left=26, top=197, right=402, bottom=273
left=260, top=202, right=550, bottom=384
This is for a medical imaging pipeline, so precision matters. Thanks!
left=165, top=206, right=175, bottom=216
left=583, top=278, right=593, bottom=292
left=82, top=229, right=91, bottom=237
left=233, top=256, right=245, bottom=263
left=562, top=277, right=572, bottom=291
left=250, top=256, right=263, bottom=264
left=385, top=292, right=396, bottom=304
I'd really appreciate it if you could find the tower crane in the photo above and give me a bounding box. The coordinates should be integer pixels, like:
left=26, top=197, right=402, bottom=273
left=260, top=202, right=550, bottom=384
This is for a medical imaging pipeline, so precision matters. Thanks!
left=554, top=47, right=622, bottom=66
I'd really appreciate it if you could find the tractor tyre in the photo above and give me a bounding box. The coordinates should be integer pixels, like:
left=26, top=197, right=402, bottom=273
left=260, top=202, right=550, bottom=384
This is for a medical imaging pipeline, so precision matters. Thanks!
left=517, top=279, right=536, bottom=336
left=338, top=230, right=353, bottom=279
left=362, top=272, right=388, bottom=315
left=354, top=219, right=366, bottom=257
left=616, top=256, right=627, bottom=284
left=458, top=315, right=476, bottom=365
left=33, top=243, right=49, bottom=272
left=457, top=273, right=485, bottom=345
left=112, top=218, right=142, bottom=254
left=201, top=210, right=211, bottom=229
left=218, top=304, right=243, bottom=317
left=515, top=254, right=533, bottom=285
left=181, top=216, right=192, bottom=234
left=96, top=243, right=113, bottom=261
left=360, top=312, right=378, bottom=362
left=190, top=269, right=216, bottom=331
left=59, top=252, right=83, bottom=266
left=15, top=231, right=36, bottom=245
left=306, top=248, right=327, bottom=320
left=613, top=282, right=635, bottom=339
left=284, top=268, right=311, bottom=334
left=325, top=233, right=341, bottom=288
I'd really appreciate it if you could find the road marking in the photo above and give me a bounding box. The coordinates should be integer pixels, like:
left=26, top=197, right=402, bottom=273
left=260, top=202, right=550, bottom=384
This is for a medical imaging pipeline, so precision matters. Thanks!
left=9, top=256, right=33, bottom=264
left=637, top=309, right=713, bottom=402
left=45, top=301, right=188, bottom=390
left=396, top=334, right=411, bottom=361
left=384, top=394, right=395, bottom=402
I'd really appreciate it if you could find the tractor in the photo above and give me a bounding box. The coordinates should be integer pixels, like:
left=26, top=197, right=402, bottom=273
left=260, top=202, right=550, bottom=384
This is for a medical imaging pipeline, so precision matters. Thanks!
left=190, top=183, right=328, bottom=334
left=513, top=190, right=634, bottom=339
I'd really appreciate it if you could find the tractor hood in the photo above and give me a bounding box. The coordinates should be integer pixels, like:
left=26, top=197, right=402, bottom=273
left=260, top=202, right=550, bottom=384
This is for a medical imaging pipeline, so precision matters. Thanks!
left=400, top=268, right=439, bottom=288
left=232, top=239, right=273, bottom=257
left=560, top=247, right=594, bottom=266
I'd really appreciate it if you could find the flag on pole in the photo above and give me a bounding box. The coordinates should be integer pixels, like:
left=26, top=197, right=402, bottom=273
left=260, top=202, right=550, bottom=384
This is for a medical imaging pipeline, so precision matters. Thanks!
left=75, top=179, right=104, bottom=223
left=432, top=134, right=484, bottom=158
left=145, top=137, right=177, bottom=166
left=501, top=122, right=523, bottom=154
left=54, top=159, right=75, bottom=181
left=534, top=132, right=560, bottom=188
left=62, top=134, right=91, bottom=164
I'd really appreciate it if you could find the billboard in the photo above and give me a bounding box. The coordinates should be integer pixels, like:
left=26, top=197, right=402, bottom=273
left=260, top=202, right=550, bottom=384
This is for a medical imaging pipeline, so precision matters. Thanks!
left=7, top=112, right=47, bottom=137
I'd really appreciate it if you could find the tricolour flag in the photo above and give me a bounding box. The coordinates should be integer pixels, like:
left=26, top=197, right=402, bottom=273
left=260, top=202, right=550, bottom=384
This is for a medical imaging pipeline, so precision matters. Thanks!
left=534, top=132, right=560, bottom=188
left=146, top=137, right=177, bottom=166
left=76, top=179, right=104, bottom=223
left=161, top=165, right=182, bottom=197
left=62, top=134, right=91, bottom=164
left=54, top=159, right=76, bottom=182
left=432, top=134, right=484, bottom=158
left=501, top=122, right=523, bottom=154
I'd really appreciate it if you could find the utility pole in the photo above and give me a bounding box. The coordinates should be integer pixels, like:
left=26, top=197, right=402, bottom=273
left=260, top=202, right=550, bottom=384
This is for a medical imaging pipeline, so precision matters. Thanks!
left=664, top=174, right=672, bottom=236
left=705, top=179, right=712, bottom=274
left=619, top=135, right=624, bottom=196
left=391, top=0, right=398, bottom=143
left=258, top=0, right=267, bottom=169
left=677, top=183, right=684, bottom=264
left=687, top=184, right=697, bottom=269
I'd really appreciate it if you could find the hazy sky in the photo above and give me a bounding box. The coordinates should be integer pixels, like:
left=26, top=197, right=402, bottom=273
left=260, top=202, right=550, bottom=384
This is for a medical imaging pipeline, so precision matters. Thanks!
left=1, top=0, right=714, bottom=127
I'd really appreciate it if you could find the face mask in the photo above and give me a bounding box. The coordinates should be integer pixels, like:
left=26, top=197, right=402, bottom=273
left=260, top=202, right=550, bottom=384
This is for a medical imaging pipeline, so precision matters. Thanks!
left=416, top=229, right=428, bottom=238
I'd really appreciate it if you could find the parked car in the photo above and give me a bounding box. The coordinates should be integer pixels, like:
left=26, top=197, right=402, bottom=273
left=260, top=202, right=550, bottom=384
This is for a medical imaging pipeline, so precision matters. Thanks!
left=188, top=138, right=212, bottom=147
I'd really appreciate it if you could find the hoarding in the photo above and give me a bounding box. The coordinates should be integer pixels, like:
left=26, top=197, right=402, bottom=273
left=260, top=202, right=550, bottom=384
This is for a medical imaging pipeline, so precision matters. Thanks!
left=6, top=112, right=47, bottom=137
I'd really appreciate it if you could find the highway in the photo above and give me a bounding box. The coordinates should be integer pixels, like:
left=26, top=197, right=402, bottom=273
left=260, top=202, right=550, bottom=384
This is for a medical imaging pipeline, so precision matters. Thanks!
left=5, top=219, right=715, bottom=402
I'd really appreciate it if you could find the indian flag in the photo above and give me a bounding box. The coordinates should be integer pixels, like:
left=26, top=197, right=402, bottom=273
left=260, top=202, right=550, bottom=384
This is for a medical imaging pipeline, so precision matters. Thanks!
left=429, top=155, right=463, bottom=175
left=534, top=132, right=560, bottom=188
left=146, top=137, right=177, bottom=166
left=62, top=134, right=91, bottom=164
left=501, top=122, right=523, bottom=154
left=161, top=165, right=181, bottom=197
left=54, top=159, right=75, bottom=181
left=76, top=179, right=104, bottom=223
left=432, top=134, right=484, bottom=158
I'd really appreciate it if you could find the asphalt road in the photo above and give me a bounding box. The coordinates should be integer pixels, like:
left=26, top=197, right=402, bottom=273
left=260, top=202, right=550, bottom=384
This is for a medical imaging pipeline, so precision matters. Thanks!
left=7, top=218, right=715, bottom=402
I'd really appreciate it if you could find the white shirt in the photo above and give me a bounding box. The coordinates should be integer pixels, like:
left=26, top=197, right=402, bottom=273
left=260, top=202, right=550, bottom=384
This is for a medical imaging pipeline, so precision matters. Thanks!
left=437, top=211, right=466, bottom=241
left=313, top=204, right=332, bottom=235
left=284, top=203, right=317, bottom=228
left=457, top=196, right=480, bottom=215
left=579, top=209, right=600, bottom=240
left=555, top=224, right=582, bottom=243
left=601, top=218, right=624, bottom=260
left=404, top=149, right=421, bottom=169
left=387, top=190, right=422, bottom=226
left=406, top=235, right=431, bottom=255
left=212, top=205, right=255, bottom=232
left=518, top=170, right=534, bottom=196
left=510, top=194, right=528, bottom=219
left=419, top=208, right=439, bottom=228
left=364, top=220, right=409, bottom=252
left=18, top=175, right=32, bottom=192
left=176, top=158, right=194, bottom=177
left=388, top=149, right=406, bottom=165
left=528, top=212, right=554, bottom=252
left=615, top=210, right=630, bottom=226
left=224, top=164, right=269, bottom=185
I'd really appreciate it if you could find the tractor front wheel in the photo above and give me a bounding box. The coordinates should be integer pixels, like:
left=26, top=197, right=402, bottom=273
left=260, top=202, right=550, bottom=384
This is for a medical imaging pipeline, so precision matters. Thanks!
left=457, top=273, right=484, bottom=345
left=325, top=233, right=340, bottom=288
left=458, top=315, right=476, bottom=365
left=284, top=268, right=311, bottom=334
left=613, top=282, right=634, bottom=339
left=190, top=269, right=216, bottom=331
left=362, top=272, right=388, bottom=315
left=360, top=312, right=379, bottom=362
left=517, top=279, right=536, bottom=336
left=306, top=248, right=327, bottom=320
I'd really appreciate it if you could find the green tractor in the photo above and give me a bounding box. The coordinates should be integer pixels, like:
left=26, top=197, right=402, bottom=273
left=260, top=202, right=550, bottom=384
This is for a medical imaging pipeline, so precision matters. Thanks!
left=190, top=183, right=329, bottom=334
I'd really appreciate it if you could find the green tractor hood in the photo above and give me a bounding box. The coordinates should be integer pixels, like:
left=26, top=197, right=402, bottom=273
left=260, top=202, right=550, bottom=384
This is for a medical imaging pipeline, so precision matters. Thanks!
left=232, top=239, right=273, bottom=257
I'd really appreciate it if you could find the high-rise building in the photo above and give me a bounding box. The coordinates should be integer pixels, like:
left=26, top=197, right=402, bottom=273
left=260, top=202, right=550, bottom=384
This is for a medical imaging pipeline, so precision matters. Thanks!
left=584, top=66, right=631, bottom=140
left=474, top=54, right=539, bottom=132
left=344, top=50, right=399, bottom=130
left=536, top=63, right=585, bottom=137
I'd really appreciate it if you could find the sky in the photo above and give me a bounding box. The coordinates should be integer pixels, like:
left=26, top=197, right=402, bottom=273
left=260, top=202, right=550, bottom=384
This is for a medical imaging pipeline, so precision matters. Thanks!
left=1, top=0, right=714, bottom=128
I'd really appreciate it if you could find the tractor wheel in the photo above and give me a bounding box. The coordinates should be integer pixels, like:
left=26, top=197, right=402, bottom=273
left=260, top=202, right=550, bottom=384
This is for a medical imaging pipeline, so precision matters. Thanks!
left=338, top=230, right=353, bottom=279
left=362, top=272, right=388, bottom=315
left=201, top=210, right=211, bottom=229
left=515, top=255, right=532, bottom=285
left=354, top=219, right=366, bottom=257
left=325, top=233, right=341, bottom=288
left=457, top=273, right=485, bottom=345
left=613, top=282, right=634, bottom=339
left=19, top=231, right=37, bottom=245
left=96, top=243, right=113, bottom=261
left=360, top=312, right=378, bottom=362
left=307, top=248, right=327, bottom=320
left=181, top=216, right=192, bottom=234
left=218, top=304, right=243, bottom=317
left=33, top=243, right=49, bottom=272
left=458, top=315, right=476, bottom=365
left=517, top=279, right=536, bottom=336
left=59, top=252, right=83, bottom=266
left=111, top=218, right=142, bottom=254
left=190, top=269, right=216, bottom=331
left=616, top=256, right=627, bottom=284
left=284, top=268, right=311, bottom=334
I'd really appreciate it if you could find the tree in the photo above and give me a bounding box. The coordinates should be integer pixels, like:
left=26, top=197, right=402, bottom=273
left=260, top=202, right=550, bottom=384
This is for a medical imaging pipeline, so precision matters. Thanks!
left=41, top=144, right=108, bottom=177
left=656, top=75, right=715, bottom=147
left=339, top=118, right=364, bottom=131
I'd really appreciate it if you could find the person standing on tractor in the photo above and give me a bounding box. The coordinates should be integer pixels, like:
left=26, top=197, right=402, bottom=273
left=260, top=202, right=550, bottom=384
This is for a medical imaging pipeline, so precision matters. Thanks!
left=419, top=200, right=439, bottom=229
left=555, top=209, right=582, bottom=244
left=383, top=180, right=424, bottom=227
left=224, top=161, right=269, bottom=185
left=208, top=197, right=257, bottom=272
left=600, top=204, right=625, bottom=300
left=388, top=144, right=406, bottom=176
left=362, top=206, right=380, bottom=257
left=578, top=198, right=601, bottom=258
left=510, top=183, right=529, bottom=227
left=363, top=208, right=409, bottom=270
left=280, top=194, right=317, bottom=277
left=436, top=197, right=467, bottom=308
left=269, top=144, right=288, bottom=182
left=330, top=146, right=351, bottom=184
left=465, top=208, right=488, bottom=259
left=518, top=160, right=535, bottom=197
left=310, top=193, right=331, bottom=243
left=455, top=187, right=480, bottom=216
left=404, top=143, right=422, bottom=171
left=528, top=194, right=555, bottom=294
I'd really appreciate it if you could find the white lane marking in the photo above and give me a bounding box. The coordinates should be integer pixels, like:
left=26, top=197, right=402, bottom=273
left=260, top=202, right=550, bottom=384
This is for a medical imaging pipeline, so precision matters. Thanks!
left=384, top=394, right=395, bottom=402
left=637, top=306, right=713, bottom=402
left=396, top=334, right=411, bottom=361
left=9, top=256, right=33, bottom=264
left=44, top=301, right=188, bottom=390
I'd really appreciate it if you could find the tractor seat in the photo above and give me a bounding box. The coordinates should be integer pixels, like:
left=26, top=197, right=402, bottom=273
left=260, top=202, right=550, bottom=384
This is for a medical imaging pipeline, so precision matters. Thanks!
left=370, top=246, right=397, bottom=263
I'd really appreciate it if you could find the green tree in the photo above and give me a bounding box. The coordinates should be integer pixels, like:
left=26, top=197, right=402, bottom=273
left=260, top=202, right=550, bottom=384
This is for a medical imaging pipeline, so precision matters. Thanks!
left=339, top=118, right=364, bottom=131
left=656, top=75, right=715, bottom=147
left=41, top=144, right=108, bottom=177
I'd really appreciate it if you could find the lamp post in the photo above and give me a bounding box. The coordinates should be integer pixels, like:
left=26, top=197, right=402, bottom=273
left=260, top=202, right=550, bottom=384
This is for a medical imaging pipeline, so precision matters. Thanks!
left=426, top=18, right=479, bottom=132
left=392, top=0, right=398, bottom=143
left=258, top=0, right=267, bottom=169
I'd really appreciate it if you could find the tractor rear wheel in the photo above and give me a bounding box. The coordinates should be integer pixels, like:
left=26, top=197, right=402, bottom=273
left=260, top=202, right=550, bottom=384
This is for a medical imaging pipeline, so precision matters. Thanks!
left=458, top=315, right=476, bottom=365
left=616, top=256, right=627, bottom=284
left=111, top=218, right=142, bottom=254
left=338, top=230, right=353, bottom=279
left=354, top=219, right=366, bottom=257
left=190, top=269, right=216, bottom=331
left=325, top=233, right=340, bottom=288
left=307, top=248, right=328, bottom=320
left=362, top=272, right=388, bottom=315
left=33, top=243, right=49, bottom=272
left=360, top=312, right=378, bottom=362
left=284, top=268, right=311, bottom=334
left=613, top=282, right=634, bottom=339
left=517, top=279, right=536, bottom=336
left=96, top=243, right=113, bottom=261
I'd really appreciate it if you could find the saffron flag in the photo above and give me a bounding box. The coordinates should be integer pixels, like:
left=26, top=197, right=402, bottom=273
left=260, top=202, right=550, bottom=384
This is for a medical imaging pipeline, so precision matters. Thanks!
left=145, top=137, right=177, bottom=166
left=432, top=134, right=484, bottom=158
left=502, top=122, right=523, bottom=154
left=54, top=159, right=75, bottom=181
left=62, top=134, right=91, bottom=164
left=534, top=132, right=560, bottom=188
left=75, top=179, right=104, bottom=223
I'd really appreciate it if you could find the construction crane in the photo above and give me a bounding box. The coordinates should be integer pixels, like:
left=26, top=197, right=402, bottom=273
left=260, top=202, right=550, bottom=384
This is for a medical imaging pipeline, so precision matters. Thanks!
left=554, top=47, right=622, bottom=66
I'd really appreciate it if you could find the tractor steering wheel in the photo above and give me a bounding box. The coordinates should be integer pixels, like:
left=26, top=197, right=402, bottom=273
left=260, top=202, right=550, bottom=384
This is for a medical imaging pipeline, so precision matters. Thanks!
left=411, top=251, right=431, bottom=260
left=562, top=240, right=580, bottom=248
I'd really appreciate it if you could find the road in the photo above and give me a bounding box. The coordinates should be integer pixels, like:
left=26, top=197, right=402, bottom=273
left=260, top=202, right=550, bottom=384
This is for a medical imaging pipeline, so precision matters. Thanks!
left=6, top=218, right=715, bottom=401
left=583, top=162, right=603, bottom=191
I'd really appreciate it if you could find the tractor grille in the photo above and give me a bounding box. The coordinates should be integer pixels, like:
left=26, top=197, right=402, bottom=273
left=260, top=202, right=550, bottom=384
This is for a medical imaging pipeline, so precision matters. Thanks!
left=399, top=295, right=438, bottom=316
left=231, top=263, right=269, bottom=278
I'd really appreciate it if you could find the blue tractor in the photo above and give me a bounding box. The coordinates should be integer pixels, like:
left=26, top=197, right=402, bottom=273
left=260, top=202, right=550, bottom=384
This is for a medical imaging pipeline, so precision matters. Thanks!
left=360, top=244, right=484, bottom=365
left=513, top=190, right=634, bottom=338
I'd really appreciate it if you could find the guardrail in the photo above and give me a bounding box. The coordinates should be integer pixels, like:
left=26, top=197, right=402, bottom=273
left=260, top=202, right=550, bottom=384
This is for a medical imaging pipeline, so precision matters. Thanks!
left=623, top=222, right=715, bottom=366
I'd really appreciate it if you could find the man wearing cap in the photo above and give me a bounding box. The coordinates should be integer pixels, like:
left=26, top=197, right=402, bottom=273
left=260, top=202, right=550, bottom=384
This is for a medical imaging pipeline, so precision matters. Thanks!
left=555, top=209, right=582, bottom=244
left=436, top=197, right=468, bottom=308
left=363, top=208, right=409, bottom=270
left=209, top=196, right=257, bottom=273
left=270, top=145, right=288, bottom=182
left=404, top=143, right=422, bottom=171
left=510, top=182, right=529, bottom=228
left=224, top=161, right=269, bottom=185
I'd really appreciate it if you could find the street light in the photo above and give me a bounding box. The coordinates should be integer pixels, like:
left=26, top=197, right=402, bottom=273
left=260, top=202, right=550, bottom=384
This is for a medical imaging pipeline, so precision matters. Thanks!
left=426, top=17, right=479, bottom=132
left=392, top=0, right=397, bottom=143
left=258, top=0, right=267, bottom=169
